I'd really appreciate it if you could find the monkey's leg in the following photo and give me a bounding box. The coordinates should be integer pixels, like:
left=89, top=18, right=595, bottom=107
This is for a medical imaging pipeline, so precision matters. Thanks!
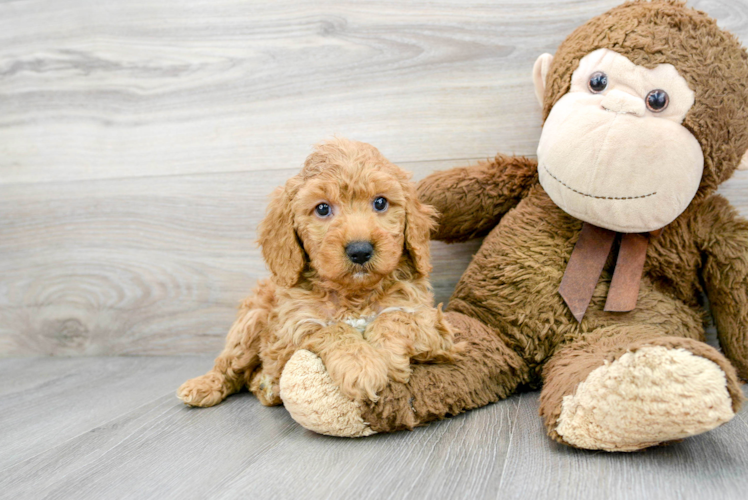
left=540, top=326, right=743, bottom=452
left=177, top=280, right=275, bottom=407
left=279, top=312, right=529, bottom=437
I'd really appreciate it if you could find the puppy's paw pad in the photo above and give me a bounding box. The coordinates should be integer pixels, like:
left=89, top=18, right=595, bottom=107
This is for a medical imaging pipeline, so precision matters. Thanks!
left=556, top=346, right=735, bottom=451
left=280, top=350, right=376, bottom=437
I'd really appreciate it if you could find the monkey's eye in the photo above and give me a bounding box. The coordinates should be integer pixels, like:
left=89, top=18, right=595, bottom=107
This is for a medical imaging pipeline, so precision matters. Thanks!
left=373, top=197, right=388, bottom=212
left=315, top=203, right=331, bottom=217
left=646, top=89, right=669, bottom=112
left=588, top=72, right=608, bottom=93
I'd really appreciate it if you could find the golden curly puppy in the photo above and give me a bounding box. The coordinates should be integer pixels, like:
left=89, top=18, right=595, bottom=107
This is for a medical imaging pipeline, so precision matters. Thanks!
left=178, top=138, right=458, bottom=408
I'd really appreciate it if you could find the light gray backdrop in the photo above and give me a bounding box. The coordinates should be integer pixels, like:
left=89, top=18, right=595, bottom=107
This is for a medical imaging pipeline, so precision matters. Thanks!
left=1, top=0, right=746, bottom=357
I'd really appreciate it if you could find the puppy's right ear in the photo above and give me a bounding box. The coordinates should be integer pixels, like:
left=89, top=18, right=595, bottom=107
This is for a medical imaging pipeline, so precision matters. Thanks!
left=258, top=183, right=305, bottom=287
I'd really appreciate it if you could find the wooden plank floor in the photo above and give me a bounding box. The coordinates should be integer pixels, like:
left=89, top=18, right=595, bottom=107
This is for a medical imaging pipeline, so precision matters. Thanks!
left=1, top=356, right=747, bottom=500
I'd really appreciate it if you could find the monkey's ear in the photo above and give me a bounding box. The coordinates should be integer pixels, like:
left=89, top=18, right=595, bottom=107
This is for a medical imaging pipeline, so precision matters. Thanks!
left=533, top=53, right=554, bottom=107
left=257, top=184, right=306, bottom=288
left=738, top=149, right=748, bottom=171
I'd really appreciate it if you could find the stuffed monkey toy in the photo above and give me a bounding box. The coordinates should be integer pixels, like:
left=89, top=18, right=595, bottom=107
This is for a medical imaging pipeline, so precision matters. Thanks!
left=279, top=0, right=748, bottom=451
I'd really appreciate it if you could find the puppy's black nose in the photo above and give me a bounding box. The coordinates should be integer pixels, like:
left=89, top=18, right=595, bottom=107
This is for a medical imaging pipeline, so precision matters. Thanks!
left=346, top=241, right=373, bottom=265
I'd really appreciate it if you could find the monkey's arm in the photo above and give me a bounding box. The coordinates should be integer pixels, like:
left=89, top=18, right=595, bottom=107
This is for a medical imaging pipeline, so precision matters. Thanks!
left=416, top=154, right=538, bottom=242
left=700, top=196, right=748, bottom=380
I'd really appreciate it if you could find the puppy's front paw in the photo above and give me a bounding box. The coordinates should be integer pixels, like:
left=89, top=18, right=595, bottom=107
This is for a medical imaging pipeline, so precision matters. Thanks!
left=379, top=351, right=412, bottom=384
left=177, top=372, right=228, bottom=407
left=326, top=350, right=389, bottom=402
left=280, top=350, right=376, bottom=437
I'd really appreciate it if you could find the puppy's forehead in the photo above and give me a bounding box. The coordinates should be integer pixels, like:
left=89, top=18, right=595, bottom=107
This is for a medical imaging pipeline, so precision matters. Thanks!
left=299, top=160, right=406, bottom=203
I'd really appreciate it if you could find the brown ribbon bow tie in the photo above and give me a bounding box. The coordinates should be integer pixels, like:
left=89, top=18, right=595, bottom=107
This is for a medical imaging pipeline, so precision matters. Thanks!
left=559, top=222, right=662, bottom=322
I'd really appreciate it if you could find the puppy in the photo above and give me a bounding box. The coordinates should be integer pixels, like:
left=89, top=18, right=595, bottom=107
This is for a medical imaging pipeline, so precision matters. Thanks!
left=178, top=138, right=458, bottom=408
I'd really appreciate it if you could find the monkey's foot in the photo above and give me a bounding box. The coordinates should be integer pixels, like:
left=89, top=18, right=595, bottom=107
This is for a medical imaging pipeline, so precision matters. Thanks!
left=555, top=346, right=735, bottom=452
left=280, top=350, right=376, bottom=437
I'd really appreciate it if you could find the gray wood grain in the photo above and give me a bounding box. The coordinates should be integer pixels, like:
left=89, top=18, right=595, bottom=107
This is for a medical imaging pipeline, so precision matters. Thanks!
left=0, top=357, right=519, bottom=500
left=0, top=0, right=747, bottom=358
left=2, top=357, right=747, bottom=499
left=210, top=397, right=517, bottom=500
left=0, top=356, right=215, bottom=470
left=0, top=0, right=604, bottom=184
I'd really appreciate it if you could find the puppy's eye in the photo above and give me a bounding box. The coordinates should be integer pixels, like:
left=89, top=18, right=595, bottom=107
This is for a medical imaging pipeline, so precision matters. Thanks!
left=373, top=197, right=388, bottom=212
left=646, top=89, right=669, bottom=112
left=315, top=203, right=331, bottom=217
left=588, top=71, right=608, bottom=93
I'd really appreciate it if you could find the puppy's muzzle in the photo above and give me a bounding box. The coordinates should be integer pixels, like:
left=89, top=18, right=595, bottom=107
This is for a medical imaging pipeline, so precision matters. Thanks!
left=346, top=241, right=373, bottom=265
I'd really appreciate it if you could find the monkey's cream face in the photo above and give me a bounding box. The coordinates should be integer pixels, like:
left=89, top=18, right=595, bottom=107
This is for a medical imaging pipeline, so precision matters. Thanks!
left=536, top=49, right=704, bottom=233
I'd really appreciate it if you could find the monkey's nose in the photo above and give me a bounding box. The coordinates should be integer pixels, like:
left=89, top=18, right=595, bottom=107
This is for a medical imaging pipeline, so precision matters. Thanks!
left=601, top=89, right=646, bottom=117
left=346, top=241, right=373, bottom=265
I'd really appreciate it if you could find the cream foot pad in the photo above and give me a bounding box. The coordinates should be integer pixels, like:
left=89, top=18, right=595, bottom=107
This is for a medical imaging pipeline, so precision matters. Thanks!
left=280, top=349, right=376, bottom=437
left=556, top=346, right=735, bottom=451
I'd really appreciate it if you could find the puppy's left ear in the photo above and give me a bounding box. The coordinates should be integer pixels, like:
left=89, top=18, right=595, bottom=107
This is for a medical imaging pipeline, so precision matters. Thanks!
left=403, top=184, right=438, bottom=277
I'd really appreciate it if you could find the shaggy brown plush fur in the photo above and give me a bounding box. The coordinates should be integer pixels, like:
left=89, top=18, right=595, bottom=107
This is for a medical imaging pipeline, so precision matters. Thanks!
left=351, top=1, right=748, bottom=448
left=177, top=138, right=459, bottom=407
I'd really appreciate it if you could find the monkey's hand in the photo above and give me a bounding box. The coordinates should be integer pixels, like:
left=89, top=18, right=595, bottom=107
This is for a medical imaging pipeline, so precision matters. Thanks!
left=416, top=154, right=538, bottom=242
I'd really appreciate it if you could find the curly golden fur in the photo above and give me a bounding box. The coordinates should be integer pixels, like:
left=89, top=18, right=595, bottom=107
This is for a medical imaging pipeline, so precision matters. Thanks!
left=177, top=138, right=458, bottom=407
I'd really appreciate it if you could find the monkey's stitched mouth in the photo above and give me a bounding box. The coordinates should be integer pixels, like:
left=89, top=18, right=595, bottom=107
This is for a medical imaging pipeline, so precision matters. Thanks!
left=542, top=165, right=657, bottom=200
